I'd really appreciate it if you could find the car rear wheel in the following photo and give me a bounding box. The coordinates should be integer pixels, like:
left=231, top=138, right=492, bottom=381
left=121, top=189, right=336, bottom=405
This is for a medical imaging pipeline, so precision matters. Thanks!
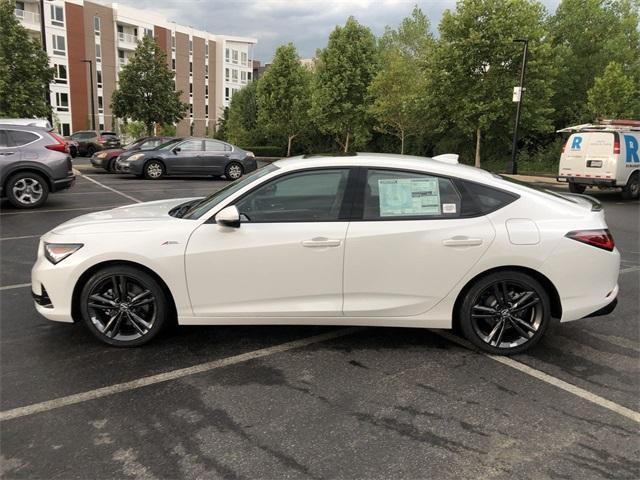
left=144, top=160, right=165, bottom=180
left=459, top=271, right=551, bottom=355
left=80, top=266, right=169, bottom=347
left=225, top=162, right=243, bottom=180
left=568, top=183, right=586, bottom=194
left=6, top=172, right=49, bottom=208
left=621, top=172, right=639, bottom=200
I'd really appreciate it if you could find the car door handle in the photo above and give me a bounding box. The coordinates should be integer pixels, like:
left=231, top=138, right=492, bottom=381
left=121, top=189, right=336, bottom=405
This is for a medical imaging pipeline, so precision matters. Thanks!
left=301, top=237, right=342, bottom=248
left=0, top=152, right=15, bottom=156
left=442, top=236, right=483, bottom=247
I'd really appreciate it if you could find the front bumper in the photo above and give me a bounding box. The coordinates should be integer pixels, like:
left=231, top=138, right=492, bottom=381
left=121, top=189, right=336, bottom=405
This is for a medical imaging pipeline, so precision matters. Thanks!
left=90, top=155, right=106, bottom=167
left=243, top=157, right=258, bottom=173
left=557, top=176, right=617, bottom=187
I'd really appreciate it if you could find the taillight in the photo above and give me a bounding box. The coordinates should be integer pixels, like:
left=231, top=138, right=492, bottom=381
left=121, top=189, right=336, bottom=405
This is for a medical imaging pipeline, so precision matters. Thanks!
left=613, top=137, right=620, bottom=154
left=98, top=136, right=105, bottom=143
left=46, top=131, right=69, bottom=153
left=566, top=229, right=615, bottom=251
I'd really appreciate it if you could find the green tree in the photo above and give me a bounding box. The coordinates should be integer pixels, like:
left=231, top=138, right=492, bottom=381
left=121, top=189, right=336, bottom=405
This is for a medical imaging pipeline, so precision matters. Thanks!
left=214, top=107, right=229, bottom=140
left=548, top=0, right=640, bottom=126
left=227, top=80, right=260, bottom=146
left=311, top=17, right=378, bottom=152
left=111, top=35, right=188, bottom=135
left=587, top=61, right=640, bottom=118
left=370, top=7, right=434, bottom=153
left=428, top=0, right=555, bottom=167
left=0, top=0, right=54, bottom=118
left=257, top=44, right=312, bottom=156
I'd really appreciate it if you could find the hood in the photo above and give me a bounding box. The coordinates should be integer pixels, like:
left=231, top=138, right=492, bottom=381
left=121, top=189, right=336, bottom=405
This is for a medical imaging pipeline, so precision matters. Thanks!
left=50, top=197, right=202, bottom=235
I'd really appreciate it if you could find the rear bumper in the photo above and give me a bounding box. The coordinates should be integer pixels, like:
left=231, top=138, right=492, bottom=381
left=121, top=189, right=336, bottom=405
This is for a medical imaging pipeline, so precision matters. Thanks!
left=52, top=174, right=75, bottom=192
left=583, top=297, right=617, bottom=319
left=557, top=176, right=616, bottom=187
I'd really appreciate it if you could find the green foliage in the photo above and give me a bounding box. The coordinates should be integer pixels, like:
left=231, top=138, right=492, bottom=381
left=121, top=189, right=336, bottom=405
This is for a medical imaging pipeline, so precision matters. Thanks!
left=0, top=0, right=54, bottom=118
left=548, top=0, right=640, bottom=126
left=311, top=17, right=378, bottom=152
left=257, top=44, right=312, bottom=156
left=111, top=36, right=188, bottom=135
left=587, top=61, right=640, bottom=119
left=243, top=146, right=284, bottom=157
left=369, top=7, right=433, bottom=154
left=158, top=123, right=177, bottom=136
left=214, top=107, right=229, bottom=140
left=227, top=80, right=261, bottom=146
left=120, top=121, right=146, bottom=141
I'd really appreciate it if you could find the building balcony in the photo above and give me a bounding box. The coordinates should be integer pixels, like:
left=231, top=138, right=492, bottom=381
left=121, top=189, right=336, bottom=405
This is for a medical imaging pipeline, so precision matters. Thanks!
left=15, top=8, right=41, bottom=30
left=117, top=31, right=138, bottom=49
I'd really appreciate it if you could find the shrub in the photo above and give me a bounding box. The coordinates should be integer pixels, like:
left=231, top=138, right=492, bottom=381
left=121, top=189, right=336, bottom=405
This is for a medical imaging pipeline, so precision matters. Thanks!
left=244, top=146, right=284, bottom=157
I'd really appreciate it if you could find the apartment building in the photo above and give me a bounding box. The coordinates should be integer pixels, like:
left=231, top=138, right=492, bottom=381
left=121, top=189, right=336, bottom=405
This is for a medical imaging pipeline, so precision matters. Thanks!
left=14, top=0, right=256, bottom=136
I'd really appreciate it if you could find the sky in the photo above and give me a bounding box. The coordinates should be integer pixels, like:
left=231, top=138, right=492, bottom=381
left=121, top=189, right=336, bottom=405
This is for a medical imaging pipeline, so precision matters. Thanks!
left=118, top=0, right=561, bottom=62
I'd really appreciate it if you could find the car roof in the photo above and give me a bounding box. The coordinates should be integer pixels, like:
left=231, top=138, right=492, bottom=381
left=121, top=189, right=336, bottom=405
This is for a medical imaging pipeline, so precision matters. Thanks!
left=0, top=124, right=49, bottom=133
left=273, top=152, right=497, bottom=184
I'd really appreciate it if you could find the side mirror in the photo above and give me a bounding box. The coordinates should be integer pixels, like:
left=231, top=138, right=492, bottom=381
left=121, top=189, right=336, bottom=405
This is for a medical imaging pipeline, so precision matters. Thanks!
left=215, top=205, right=241, bottom=228
left=173, top=147, right=181, bottom=154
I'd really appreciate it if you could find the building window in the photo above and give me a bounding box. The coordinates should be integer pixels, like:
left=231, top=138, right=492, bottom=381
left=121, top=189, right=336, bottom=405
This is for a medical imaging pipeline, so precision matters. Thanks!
left=225, top=48, right=229, bottom=62
left=241, top=51, right=247, bottom=66
left=232, top=50, right=238, bottom=64
left=205, top=104, right=208, bottom=116
left=241, top=71, right=246, bottom=84
left=95, top=43, right=101, bottom=63
left=55, top=92, right=69, bottom=112
left=224, top=87, right=229, bottom=101
left=232, top=69, right=238, bottom=82
left=189, top=40, right=193, bottom=54
left=96, top=70, right=102, bottom=88
left=98, top=96, right=103, bottom=113
left=144, top=28, right=152, bottom=38
left=16, top=1, right=25, bottom=11
left=94, top=16, right=100, bottom=34
left=247, top=71, right=252, bottom=81
left=54, top=64, right=67, bottom=84
left=189, top=83, right=193, bottom=95
left=60, top=123, right=70, bottom=137
left=189, top=104, right=193, bottom=117
left=52, top=35, right=65, bottom=55
left=50, top=5, right=64, bottom=27
left=225, top=68, right=229, bottom=81
left=205, top=84, right=208, bottom=97
left=172, top=58, right=175, bottom=70
left=205, top=64, right=208, bottom=77
left=99, top=123, right=104, bottom=130
left=189, top=62, right=192, bottom=75
left=172, top=35, right=176, bottom=51
left=205, top=43, right=209, bottom=57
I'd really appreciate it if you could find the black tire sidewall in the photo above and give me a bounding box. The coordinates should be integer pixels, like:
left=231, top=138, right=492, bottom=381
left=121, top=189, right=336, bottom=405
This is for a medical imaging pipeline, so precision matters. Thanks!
left=459, top=271, right=552, bottom=355
left=86, top=146, right=96, bottom=157
left=568, top=183, right=586, bottom=194
left=6, top=172, right=49, bottom=208
left=621, top=172, right=639, bottom=200
left=225, top=162, right=243, bottom=180
left=144, top=160, right=164, bottom=180
left=79, top=265, right=168, bottom=347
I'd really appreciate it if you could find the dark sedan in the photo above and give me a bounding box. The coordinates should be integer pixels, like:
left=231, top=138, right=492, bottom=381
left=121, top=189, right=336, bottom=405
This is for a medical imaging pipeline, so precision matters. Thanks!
left=115, top=137, right=257, bottom=180
left=90, top=136, right=173, bottom=172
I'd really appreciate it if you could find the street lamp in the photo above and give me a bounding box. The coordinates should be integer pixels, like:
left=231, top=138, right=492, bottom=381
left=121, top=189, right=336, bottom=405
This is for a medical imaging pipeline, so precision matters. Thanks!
left=509, top=38, right=529, bottom=175
left=82, top=60, right=96, bottom=130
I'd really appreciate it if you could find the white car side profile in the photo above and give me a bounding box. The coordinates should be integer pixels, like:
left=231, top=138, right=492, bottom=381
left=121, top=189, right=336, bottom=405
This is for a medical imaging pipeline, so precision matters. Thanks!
left=31, top=154, right=620, bottom=354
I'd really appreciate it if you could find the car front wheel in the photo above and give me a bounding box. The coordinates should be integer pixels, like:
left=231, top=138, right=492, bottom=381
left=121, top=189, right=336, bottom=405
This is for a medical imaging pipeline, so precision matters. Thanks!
left=144, top=160, right=165, bottom=180
left=79, top=266, right=169, bottom=347
left=6, top=172, right=49, bottom=208
left=459, top=271, right=551, bottom=355
left=225, top=162, right=243, bottom=180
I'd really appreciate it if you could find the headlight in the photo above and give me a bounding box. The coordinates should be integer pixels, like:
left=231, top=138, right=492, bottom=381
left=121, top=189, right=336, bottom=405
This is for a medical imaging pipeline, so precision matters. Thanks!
left=97, top=152, right=108, bottom=158
left=127, top=153, right=145, bottom=162
left=44, top=243, right=84, bottom=264
left=246, top=151, right=255, bottom=157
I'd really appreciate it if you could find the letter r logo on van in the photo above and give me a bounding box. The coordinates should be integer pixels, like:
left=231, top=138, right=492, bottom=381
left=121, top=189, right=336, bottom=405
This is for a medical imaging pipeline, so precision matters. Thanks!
left=624, top=135, right=639, bottom=163
left=571, top=136, right=582, bottom=150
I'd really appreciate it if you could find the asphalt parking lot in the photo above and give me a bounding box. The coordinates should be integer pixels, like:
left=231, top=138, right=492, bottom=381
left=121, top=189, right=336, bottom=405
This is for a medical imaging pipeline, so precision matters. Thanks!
left=1, top=159, right=639, bottom=479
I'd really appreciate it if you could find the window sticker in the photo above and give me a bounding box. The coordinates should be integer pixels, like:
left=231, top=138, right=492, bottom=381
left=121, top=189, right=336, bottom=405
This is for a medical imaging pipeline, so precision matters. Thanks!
left=378, top=178, right=441, bottom=216
left=442, top=203, right=457, bottom=214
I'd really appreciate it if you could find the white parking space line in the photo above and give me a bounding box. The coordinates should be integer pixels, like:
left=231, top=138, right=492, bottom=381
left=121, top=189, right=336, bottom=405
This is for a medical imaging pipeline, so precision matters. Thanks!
left=0, top=205, right=125, bottom=216
left=0, top=327, right=363, bottom=422
left=0, top=283, right=31, bottom=291
left=0, top=235, right=41, bottom=242
left=620, top=265, right=640, bottom=274
left=74, top=169, right=142, bottom=204
left=435, top=331, right=640, bottom=424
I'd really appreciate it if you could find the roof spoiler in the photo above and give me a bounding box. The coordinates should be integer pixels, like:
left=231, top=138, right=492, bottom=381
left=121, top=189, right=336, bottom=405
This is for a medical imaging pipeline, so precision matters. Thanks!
left=432, top=154, right=459, bottom=164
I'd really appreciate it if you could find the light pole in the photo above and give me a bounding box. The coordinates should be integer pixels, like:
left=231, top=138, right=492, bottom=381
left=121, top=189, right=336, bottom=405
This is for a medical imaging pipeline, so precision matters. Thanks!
left=82, top=59, right=96, bottom=130
left=509, top=38, right=529, bottom=175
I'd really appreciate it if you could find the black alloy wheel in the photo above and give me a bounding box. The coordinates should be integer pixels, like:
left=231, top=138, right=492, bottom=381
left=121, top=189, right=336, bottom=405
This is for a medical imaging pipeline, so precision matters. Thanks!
left=460, top=272, right=551, bottom=355
left=80, top=266, right=169, bottom=346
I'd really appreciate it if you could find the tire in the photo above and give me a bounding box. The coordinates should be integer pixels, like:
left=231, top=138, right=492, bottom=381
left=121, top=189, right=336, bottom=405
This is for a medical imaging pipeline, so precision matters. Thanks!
left=106, top=158, right=117, bottom=173
left=225, top=162, right=243, bottom=180
left=568, top=183, right=586, bottom=194
left=5, top=172, right=49, bottom=209
left=79, top=265, right=169, bottom=347
left=459, top=271, right=551, bottom=355
left=621, top=172, right=639, bottom=200
left=86, top=145, right=96, bottom=158
left=144, top=160, right=165, bottom=180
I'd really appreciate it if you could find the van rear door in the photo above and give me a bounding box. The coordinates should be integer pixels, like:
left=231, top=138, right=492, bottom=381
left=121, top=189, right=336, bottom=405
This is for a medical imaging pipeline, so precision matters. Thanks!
left=559, top=132, right=616, bottom=181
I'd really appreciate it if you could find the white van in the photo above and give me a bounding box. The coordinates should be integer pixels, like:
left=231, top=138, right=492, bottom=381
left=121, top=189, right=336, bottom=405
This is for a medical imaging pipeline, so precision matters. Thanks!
left=557, top=121, right=639, bottom=200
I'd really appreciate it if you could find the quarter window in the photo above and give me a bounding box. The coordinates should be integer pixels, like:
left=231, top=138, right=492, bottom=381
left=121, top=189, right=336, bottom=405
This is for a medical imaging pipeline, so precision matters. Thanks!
left=0, top=130, right=9, bottom=148
left=456, top=180, right=518, bottom=214
left=236, top=169, right=351, bottom=223
left=362, top=170, right=461, bottom=220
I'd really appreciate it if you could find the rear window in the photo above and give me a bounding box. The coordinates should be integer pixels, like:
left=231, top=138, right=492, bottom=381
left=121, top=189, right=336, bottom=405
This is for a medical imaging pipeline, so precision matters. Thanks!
left=101, top=132, right=117, bottom=137
left=8, top=130, right=39, bottom=146
left=455, top=180, right=519, bottom=215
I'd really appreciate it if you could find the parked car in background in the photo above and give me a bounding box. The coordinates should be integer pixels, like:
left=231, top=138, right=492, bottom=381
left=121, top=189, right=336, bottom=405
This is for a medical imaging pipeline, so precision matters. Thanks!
left=90, top=136, right=173, bottom=172
left=0, top=125, right=75, bottom=208
left=116, top=137, right=256, bottom=180
left=68, top=130, right=121, bottom=157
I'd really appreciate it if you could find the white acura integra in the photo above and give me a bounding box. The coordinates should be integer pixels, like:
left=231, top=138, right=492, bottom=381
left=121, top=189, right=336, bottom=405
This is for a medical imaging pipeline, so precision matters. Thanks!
left=32, top=154, right=620, bottom=354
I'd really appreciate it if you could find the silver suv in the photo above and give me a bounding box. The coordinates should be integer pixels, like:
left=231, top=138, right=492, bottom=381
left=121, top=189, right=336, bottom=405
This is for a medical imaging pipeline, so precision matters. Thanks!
left=0, top=125, right=75, bottom=208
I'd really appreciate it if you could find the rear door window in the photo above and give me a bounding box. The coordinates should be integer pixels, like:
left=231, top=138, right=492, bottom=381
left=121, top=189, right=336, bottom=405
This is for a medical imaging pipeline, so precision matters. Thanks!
left=8, top=130, right=39, bottom=147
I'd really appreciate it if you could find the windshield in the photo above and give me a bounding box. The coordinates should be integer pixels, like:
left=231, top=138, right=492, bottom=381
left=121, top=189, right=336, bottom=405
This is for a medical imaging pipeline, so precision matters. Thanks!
left=182, top=164, right=279, bottom=219
left=124, top=138, right=145, bottom=151
left=497, top=174, right=577, bottom=203
left=155, top=138, right=182, bottom=150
